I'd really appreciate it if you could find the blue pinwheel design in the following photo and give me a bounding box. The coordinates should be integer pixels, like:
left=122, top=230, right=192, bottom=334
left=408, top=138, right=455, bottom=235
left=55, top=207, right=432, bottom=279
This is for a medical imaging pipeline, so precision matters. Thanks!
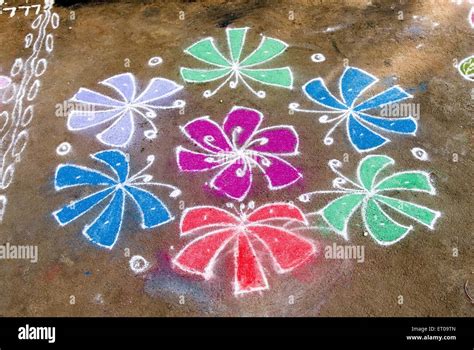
left=53, top=150, right=181, bottom=249
left=289, top=66, right=418, bottom=152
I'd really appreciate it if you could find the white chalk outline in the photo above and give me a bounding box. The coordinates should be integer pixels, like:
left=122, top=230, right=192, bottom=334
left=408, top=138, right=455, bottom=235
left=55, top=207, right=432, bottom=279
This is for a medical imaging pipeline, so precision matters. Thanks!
left=173, top=227, right=237, bottom=280
left=67, top=72, right=185, bottom=148
left=373, top=170, right=437, bottom=195
left=356, top=154, right=394, bottom=190
left=82, top=188, right=126, bottom=249
left=179, top=205, right=240, bottom=236
left=289, top=66, right=417, bottom=153
left=249, top=223, right=316, bottom=274
left=177, top=106, right=302, bottom=201
left=181, top=27, right=293, bottom=98
left=457, top=55, right=474, bottom=82
left=233, top=233, right=269, bottom=296
left=299, top=155, right=440, bottom=245
left=0, top=112, right=9, bottom=133
left=148, top=56, right=163, bottom=67
left=53, top=150, right=180, bottom=249
left=361, top=197, right=413, bottom=246
left=246, top=202, right=308, bottom=225
left=411, top=147, right=429, bottom=161
left=129, top=255, right=150, bottom=274
left=53, top=187, right=116, bottom=226
left=0, top=5, right=56, bottom=223
left=374, top=194, right=441, bottom=230
left=56, top=142, right=72, bottom=156
left=173, top=202, right=315, bottom=296
left=316, top=193, right=365, bottom=240
left=227, top=27, right=249, bottom=63
left=311, top=53, right=326, bottom=63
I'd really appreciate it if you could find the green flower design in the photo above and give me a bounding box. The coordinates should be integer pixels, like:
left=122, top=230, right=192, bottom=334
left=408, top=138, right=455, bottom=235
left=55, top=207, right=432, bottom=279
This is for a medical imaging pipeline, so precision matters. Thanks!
left=299, top=155, right=441, bottom=245
left=180, top=27, right=293, bottom=98
left=458, top=55, right=474, bottom=82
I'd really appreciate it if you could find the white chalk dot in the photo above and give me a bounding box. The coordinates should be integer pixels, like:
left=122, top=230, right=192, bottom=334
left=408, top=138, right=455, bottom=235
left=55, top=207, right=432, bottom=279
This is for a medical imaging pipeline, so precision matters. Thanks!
left=56, top=142, right=72, bottom=156
left=129, top=255, right=150, bottom=274
left=148, top=56, right=163, bottom=67
left=411, top=147, right=429, bottom=161
left=311, top=53, right=326, bottom=63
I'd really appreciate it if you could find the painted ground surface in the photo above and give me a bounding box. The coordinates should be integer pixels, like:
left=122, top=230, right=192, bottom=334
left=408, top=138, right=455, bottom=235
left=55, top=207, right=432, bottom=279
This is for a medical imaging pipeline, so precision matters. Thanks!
left=0, top=0, right=472, bottom=316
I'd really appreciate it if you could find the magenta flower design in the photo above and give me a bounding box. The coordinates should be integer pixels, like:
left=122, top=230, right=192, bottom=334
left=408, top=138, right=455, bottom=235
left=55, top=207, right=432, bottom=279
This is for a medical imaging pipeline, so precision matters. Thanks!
left=177, top=106, right=302, bottom=201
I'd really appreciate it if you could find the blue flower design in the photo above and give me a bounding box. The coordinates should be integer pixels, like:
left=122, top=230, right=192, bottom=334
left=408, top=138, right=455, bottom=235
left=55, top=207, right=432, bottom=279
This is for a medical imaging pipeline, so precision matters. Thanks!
left=53, top=150, right=181, bottom=249
left=289, top=67, right=418, bottom=152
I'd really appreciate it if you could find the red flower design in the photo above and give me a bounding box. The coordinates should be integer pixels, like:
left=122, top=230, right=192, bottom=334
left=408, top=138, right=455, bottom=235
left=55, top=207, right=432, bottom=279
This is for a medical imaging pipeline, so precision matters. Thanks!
left=172, top=202, right=316, bottom=296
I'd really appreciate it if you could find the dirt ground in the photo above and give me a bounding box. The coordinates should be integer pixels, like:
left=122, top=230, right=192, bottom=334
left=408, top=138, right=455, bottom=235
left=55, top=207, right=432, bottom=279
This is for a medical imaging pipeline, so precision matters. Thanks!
left=0, top=0, right=472, bottom=316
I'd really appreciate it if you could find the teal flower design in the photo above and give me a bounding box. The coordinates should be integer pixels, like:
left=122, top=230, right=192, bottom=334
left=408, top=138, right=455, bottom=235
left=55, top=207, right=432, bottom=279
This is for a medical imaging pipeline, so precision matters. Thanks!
left=299, top=155, right=441, bottom=245
left=180, top=27, right=293, bottom=98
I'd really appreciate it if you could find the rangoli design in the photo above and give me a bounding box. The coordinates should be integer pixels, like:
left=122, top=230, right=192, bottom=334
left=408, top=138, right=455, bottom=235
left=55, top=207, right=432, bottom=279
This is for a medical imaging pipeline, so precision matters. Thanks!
left=53, top=150, right=180, bottom=249
left=173, top=202, right=316, bottom=296
left=68, top=72, right=185, bottom=147
left=299, top=155, right=441, bottom=245
left=180, top=27, right=293, bottom=98
left=176, top=106, right=302, bottom=201
left=290, top=66, right=418, bottom=152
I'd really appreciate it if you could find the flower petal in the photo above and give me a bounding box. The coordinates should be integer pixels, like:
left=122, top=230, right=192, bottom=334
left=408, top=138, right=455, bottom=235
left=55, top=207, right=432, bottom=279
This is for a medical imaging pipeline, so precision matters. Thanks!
left=180, top=206, right=239, bottom=235
left=375, top=195, right=440, bottom=229
left=180, top=67, right=232, bottom=83
left=240, top=36, right=287, bottom=67
left=247, top=203, right=307, bottom=224
left=83, top=189, right=125, bottom=249
left=173, top=228, right=236, bottom=278
left=303, top=78, right=347, bottom=110
left=184, top=37, right=231, bottom=67
left=176, top=146, right=224, bottom=172
left=134, top=77, right=183, bottom=105
left=374, top=171, right=435, bottom=193
left=249, top=224, right=315, bottom=272
left=354, top=86, right=411, bottom=112
left=53, top=187, right=115, bottom=226
left=210, top=160, right=252, bottom=201
left=227, top=27, right=248, bottom=63
left=357, top=155, right=394, bottom=190
left=71, top=88, right=125, bottom=108
left=357, top=113, right=417, bottom=134
left=67, top=109, right=124, bottom=131
left=347, top=114, right=389, bottom=152
left=125, top=186, right=172, bottom=228
left=248, top=125, right=298, bottom=154
left=362, top=198, right=411, bottom=246
left=55, top=164, right=115, bottom=190
left=97, top=110, right=134, bottom=147
left=240, top=67, right=293, bottom=88
left=93, top=150, right=129, bottom=183
left=0, top=76, right=11, bottom=89
left=254, top=154, right=301, bottom=189
left=340, top=67, right=377, bottom=106
left=100, top=73, right=137, bottom=102
left=319, top=193, right=365, bottom=239
left=223, top=107, right=262, bottom=148
left=234, top=234, right=268, bottom=295
left=182, top=117, right=232, bottom=153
